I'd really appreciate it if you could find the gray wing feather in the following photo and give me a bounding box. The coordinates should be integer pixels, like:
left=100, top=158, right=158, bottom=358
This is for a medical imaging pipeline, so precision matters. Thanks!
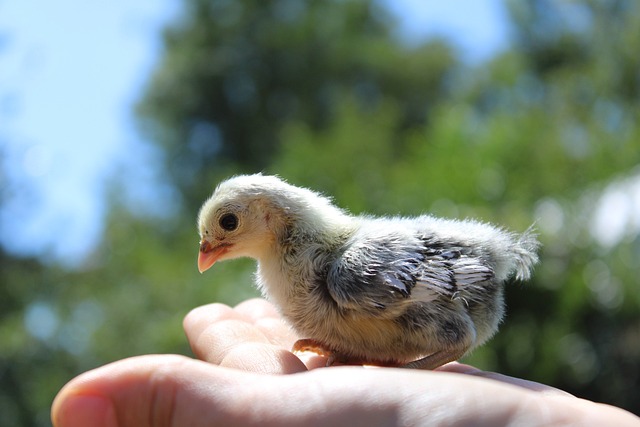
left=326, top=234, right=495, bottom=314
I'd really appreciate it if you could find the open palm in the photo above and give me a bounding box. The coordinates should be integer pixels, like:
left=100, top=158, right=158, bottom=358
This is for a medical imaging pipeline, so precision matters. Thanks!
left=52, top=298, right=640, bottom=427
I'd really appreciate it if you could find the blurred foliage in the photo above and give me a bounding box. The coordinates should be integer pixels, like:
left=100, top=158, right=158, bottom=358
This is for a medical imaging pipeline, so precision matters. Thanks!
left=2, top=0, right=640, bottom=425
left=136, top=0, right=457, bottom=214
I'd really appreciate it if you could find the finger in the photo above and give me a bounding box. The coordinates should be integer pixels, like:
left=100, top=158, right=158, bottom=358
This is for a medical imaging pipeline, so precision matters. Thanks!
left=191, top=318, right=307, bottom=374
left=233, top=298, right=281, bottom=322
left=51, top=355, right=257, bottom=427
left=50, top=356, right=399, bottom=427
left=253, top=316, right=300, bottom=348
left=184, top=302, right=351, bottom=371
left=51, top=355, right=385, bottom=427
left=184, top=303, right=306, bottom=373
left=231, top=298, right=300, bottom=347
left=219, top=341, right=307, bottom=374
left=190, top=318, right=269, bottom=363
left=183, top=303, right=245, bottom=340
left=185, top=301, right=295, bottom=347
left=185, top=300, right=301, bottom=354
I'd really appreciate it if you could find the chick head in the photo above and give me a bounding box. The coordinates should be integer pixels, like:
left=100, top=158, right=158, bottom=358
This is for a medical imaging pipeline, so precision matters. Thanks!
left=196, top=174, right=286, bottom=273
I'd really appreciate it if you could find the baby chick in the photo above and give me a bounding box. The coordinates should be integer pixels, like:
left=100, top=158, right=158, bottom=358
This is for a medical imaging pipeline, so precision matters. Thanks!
left=197, top=174, right=539, bottom=369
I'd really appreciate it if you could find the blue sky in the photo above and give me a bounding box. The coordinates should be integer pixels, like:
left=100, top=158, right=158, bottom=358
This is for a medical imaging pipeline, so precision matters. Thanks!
left=0, top=0, right=509, bottom=266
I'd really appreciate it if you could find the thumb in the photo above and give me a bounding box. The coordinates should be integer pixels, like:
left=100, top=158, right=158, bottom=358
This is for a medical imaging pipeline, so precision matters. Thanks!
left=51, top=355, right=400, bottom=427
left=51, top=355, right=265, bottom=427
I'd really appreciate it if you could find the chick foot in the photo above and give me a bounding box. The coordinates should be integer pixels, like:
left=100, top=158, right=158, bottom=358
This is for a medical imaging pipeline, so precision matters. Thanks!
left=292, top=339, right=404, bottom=367
left=401, top=347, right=468, bottom=370
left=292, top=339, right=369, bottom=366
left=292, top=338, right=343, bottom=366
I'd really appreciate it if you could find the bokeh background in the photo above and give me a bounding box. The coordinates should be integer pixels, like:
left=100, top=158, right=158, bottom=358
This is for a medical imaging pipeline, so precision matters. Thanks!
left=2, top=0, right=639, bottom=425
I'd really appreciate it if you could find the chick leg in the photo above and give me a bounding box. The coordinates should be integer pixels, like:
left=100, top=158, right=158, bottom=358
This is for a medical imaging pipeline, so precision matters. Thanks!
left=400, top=307, right=476, bottom=370
left=401, top=346, right=469, bottom=370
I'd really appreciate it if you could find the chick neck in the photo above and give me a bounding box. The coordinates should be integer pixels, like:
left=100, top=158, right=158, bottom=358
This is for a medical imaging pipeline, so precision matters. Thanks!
left=255, top=191, right=357, bottom=310
left=279, top=191, right=356, bottom=249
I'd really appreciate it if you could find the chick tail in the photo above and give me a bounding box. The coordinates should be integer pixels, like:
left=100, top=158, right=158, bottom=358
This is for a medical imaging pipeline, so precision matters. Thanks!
left=512, top=225, right=540, bottom=281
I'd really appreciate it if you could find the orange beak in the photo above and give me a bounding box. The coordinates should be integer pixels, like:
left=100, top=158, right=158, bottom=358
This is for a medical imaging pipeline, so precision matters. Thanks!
left=198, top=240, right=231, bottom=273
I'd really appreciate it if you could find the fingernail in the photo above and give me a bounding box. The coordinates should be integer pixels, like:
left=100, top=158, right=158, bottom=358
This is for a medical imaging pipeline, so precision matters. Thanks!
left=53, top=394, right=117, bottom=427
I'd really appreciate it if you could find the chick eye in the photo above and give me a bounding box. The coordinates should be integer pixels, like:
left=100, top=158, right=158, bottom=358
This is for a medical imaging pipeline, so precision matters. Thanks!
left=219, top=213, right=238, bottom=231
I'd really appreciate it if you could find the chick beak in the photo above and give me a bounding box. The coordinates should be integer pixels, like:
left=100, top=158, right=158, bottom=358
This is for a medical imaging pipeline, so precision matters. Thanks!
left=198, top=240, right=230, bottom=273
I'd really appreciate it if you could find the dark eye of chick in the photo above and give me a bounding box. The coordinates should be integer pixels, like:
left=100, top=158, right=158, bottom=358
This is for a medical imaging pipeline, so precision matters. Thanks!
left=219, top=213, right=238, bottom=231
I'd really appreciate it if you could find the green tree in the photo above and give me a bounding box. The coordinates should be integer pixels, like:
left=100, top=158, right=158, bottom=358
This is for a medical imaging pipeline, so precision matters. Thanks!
left=1, top=1, right=639, bottom=425
left=136, top=0, right=457, bottom=213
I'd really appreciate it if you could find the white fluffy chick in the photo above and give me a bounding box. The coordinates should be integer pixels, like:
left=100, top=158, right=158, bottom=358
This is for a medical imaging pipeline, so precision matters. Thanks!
left=197, top=174, right=539, bottom=369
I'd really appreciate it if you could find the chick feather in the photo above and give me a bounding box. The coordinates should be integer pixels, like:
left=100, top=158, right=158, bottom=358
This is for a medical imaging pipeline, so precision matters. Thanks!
left=197, top=174, right=539, bottom=369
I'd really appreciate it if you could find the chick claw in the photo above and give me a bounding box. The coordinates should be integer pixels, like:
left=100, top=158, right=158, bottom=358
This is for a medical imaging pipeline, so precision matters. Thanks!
left=292, top=339, right=337, bottom=366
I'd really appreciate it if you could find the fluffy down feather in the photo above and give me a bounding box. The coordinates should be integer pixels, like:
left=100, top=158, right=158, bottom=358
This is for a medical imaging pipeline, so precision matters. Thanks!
left=197, top=174, right=539, bottom=369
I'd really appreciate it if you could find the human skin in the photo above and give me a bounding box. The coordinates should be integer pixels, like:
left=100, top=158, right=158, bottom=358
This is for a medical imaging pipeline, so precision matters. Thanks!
left=51, top=298, right=640, bottom=427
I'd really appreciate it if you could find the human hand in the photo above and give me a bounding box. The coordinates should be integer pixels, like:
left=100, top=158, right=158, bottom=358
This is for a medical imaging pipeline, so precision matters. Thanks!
left=52, top=299, right=640, bottom=427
